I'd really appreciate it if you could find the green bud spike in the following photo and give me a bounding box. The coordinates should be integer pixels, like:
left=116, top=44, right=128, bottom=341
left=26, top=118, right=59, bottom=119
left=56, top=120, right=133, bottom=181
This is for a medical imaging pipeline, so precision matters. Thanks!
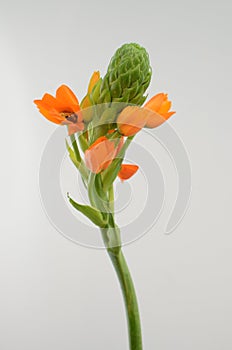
left=95, top=43, right=152, bottom=106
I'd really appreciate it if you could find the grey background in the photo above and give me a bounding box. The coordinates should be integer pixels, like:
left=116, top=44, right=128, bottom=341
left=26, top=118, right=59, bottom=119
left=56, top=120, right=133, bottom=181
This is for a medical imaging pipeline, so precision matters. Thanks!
left=1, top=0, right=232, bottom=349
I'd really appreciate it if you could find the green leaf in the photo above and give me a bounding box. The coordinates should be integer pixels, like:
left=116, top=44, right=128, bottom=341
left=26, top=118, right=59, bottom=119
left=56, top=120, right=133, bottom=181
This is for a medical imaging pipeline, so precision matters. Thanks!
left=78, top=132, right=89, bottom=152
left=65, top=140, right=80, bottom=169
left=68, top=193, right=107, bottom=228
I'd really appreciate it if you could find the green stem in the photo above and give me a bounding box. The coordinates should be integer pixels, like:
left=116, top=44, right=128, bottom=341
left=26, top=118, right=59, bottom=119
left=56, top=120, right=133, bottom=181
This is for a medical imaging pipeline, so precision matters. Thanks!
left=108, top=185, right=114, bottom=217
left=70, top=133, right=89, bottom=182
left=108, top=247, right=143, bottom=350
left=101, top=224, right=143, bottom=349
left=88, top=157, right=142, bottom=350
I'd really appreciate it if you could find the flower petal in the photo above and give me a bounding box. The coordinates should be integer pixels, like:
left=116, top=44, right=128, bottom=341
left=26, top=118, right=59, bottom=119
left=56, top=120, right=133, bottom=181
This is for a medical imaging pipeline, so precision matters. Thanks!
left=144, top=93, right=175, bottom=128
left=56, top=85, right=79, bottom=107
left=118, top=164, right=139, bottom=180
left=35, top=93, right=60, bottom=110
left=34, top=104, right=64, bottom=124
left=158, top=100, right=171, bottom=114
left=145, top=110, right=166, bottom=128
left=117, top=106, right=148, bottom=136
left=85, top=136, right=118, bottom=173
left=88, top=71, right=100, bottom=94
left=162, top=111, right=176, bottom=119
left=67, top=122, right=85, bottom=136
left=145, top=93, right=166, bottom=112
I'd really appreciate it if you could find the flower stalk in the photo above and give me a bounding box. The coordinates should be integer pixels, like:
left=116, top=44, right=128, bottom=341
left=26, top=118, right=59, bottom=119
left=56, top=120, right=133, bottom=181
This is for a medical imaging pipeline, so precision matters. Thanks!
left=88, top=169, right=143, bottom=349
left=34, top=42, right=176, bottom=350
left=100, top=194, right=143, bottom=349
left=108, top=247, right=143, bottom=350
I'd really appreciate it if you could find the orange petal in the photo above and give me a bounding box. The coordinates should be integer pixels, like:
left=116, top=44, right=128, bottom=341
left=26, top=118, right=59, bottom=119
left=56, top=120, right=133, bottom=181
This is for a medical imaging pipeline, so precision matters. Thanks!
left=88, top=136, right=108, bottom=149
left=118, top=164, right=139, bottom=180
left=67, top=122, right=85, bottom=136
left=117, top=106, right=148, bottom=136
left=162, top=111, right=176, bottom=119
left=145, top=93, right=166, bottom=112
left=88, top=71, right=100, bottom=94
left=35, top=104, right=64, bottom=124
left=158, top=100, right=171, bottom=114
left=56, top=85, right=79, bottom=107
left=145, top=111, right=166, bottom=128
left=145, top=110, right=176, bottom=128
left=34, top=98, right=65, bottom=124
left=36, top=93, right=61, bottom=110
left=85, top=137, right=117, bottom=173
left=145, top=93, right=175, bottom=128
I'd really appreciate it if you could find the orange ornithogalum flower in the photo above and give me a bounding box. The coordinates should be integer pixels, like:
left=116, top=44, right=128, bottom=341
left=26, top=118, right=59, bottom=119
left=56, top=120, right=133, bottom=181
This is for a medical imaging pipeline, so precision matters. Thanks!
left=144, top=93, right=175, bottom=128
left=117, top=106, right=148, bottom=136
left=85, top=135, right=124, bottom=174
left=34, top=85, right=84, bottom=135
left=118, top=164, right=139, bottom=180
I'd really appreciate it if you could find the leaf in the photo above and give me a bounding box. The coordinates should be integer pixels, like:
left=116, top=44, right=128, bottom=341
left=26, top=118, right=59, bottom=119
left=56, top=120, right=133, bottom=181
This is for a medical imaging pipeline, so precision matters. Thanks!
left=78, top=132, right=89, bottom=152
left=65, top=140, right=80, bottom=169
left=68, top=193, right=107, bottom=228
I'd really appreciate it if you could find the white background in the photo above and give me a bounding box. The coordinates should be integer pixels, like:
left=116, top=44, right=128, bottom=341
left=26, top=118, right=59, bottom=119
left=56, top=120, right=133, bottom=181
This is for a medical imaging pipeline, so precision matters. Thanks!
left=0, top=0, right=232, bottom=349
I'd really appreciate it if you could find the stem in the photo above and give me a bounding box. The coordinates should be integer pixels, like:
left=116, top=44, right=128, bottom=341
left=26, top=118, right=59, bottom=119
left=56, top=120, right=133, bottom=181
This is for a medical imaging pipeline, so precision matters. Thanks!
left=88, top=155, right=142, bottom=349
left=107, top=244, right=143, bottom=350
left=70, top=133, right=89, bottom=182
left=108, top=185, right=114, bottom=217
left=101, top=218, right=143, bottom=349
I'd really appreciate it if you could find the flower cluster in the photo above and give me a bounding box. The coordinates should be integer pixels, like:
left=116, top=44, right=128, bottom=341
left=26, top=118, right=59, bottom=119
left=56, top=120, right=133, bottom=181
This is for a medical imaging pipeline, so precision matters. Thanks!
left=34, top=43, right=175, bottom=183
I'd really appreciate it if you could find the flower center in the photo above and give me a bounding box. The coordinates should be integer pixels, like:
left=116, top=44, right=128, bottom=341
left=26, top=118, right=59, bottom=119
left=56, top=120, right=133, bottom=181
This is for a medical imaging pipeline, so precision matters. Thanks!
left=61, top=112, right=78, bottom=123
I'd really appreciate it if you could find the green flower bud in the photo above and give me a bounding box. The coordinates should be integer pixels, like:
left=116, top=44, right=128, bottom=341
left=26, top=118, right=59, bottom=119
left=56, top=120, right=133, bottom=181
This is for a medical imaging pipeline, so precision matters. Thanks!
left=94, top=43, right=152, bottom=106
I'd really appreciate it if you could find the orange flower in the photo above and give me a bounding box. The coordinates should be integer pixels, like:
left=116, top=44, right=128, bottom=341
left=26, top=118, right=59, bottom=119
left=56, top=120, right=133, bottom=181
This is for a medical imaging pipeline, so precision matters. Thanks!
left=117, top=106, right=148, bottom=136
left=34, top=85, right=84, bottom=135
left=144, top=93, right=175, bottom=128
left=118, top=164, right=139, bottom=180
left=85, top=135, right=124, bottom=174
